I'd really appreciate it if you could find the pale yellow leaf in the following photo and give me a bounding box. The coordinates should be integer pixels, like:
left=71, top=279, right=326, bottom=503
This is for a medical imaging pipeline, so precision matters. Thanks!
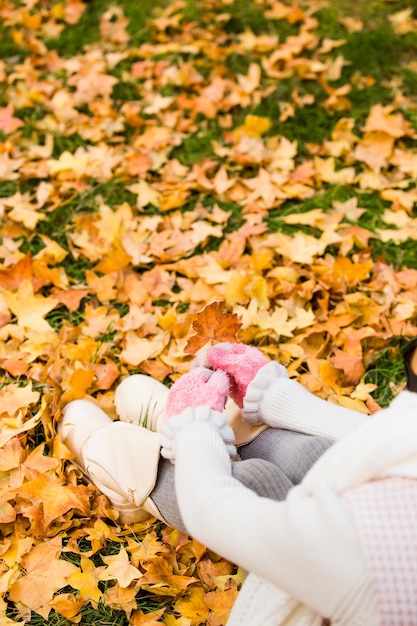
left=99, top=547, right=142, bottom=588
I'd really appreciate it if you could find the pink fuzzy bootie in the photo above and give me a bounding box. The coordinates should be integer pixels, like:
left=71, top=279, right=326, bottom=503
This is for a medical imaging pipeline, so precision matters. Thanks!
left=161, top=367, right=236, bottom=462
left=165, top=367, right=229, bottom=419
left=194, top=342, right=268, bottom=408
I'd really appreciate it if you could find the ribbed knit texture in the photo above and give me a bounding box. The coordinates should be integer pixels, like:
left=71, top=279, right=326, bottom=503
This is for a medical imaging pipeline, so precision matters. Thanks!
left=169, top=390, right=417, bottom=625
left=256, top=374, right=369, bottom=440
left=239, top=428, right=333, bottom=485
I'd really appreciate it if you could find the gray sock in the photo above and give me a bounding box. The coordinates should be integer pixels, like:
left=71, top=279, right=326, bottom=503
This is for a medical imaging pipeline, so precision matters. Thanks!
left=238, top=428, right=334, bottom=485
left=150, top=455, right=294, bottom=533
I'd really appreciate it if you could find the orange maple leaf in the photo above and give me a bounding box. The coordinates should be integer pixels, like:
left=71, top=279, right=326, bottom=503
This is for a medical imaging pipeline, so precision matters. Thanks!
left=12, top=471, right=91, bottom=532
left=0, top=253, right=44, bottom=291
left=0, top=104, right=24, bottom=134
left=8, top=542, right=78, bottom=618
left=184, top=301, right=242, bottom=355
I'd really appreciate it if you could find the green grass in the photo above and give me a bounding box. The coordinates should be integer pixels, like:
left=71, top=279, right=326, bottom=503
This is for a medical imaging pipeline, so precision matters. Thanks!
left=363, top=336, right=410, bottom=406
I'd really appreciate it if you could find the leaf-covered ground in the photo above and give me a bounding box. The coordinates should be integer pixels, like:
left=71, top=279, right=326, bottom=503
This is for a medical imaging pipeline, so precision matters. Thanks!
left=0, top=0, right=417, bottom=624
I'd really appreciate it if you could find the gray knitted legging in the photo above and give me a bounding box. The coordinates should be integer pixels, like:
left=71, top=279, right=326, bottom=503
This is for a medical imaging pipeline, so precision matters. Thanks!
left=150, top=428, right=334, bottom=533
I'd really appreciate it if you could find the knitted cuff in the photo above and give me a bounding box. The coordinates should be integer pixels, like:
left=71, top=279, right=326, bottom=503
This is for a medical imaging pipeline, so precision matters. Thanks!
left=160, top=405, right=237, bottom=462
left=242, top=361, right=289, bottom=424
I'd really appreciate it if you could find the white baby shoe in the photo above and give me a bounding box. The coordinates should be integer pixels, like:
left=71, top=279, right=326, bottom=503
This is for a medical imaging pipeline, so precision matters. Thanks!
left=60, top=399, right=167, bottom=525
left=114, top=374, right=169, bottom=432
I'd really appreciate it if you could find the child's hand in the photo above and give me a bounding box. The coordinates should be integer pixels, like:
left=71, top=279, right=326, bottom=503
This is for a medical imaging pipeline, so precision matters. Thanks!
left=160, top=405, right=236, bottom=462
left=165, top=367, right=229, bottom=419
left=194, top=342, right=269, bottom=408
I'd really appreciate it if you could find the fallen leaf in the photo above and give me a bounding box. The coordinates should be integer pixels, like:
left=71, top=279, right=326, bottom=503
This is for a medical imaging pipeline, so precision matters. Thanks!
left=3, top=280, right=59, bottom=332
left=184, top=301, right=242, bottom=354
left=8, top=542, right=78, bottom=618
left=48, top=593, right=88, bottom=624
left=0, top=382, right=39, bottom=418
left=12, top=471, right=91, bottom=532
left=0, top=104, right=24, bottom=133
left=99, top=547, right=142, bottom=588
left=67, top=555, right=103, bottom=606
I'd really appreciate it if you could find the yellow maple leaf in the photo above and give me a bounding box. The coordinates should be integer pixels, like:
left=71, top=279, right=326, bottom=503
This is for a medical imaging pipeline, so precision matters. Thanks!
left=99, top=547, right=142, bottom=588
left=3, top=279, right=59, bottom=332
left=238, top=114, right=271, bottom=137
left=174, top=586, right=209, bottom=624
left=47, top=150, right=89, bottom=179
left=60, top=368, right=95, bottom=405
left=120, top=331, right=169, bottom=366
left=0, top=382, right=39, bottom=418
left=205, top=584, right=239, bottom=626
left=128, top=179, right=161, bottom=209
left=102, top=583, right=139, bottom=617
left=8, top=204, right=46, bottom=230
left=131, top=607, right=166, bottom=625
left=68, top=555, right=103, bottom=606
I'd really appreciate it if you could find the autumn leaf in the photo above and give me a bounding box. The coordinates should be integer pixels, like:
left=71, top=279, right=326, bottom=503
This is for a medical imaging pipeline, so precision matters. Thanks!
left=329, top=349, right=365, bottom=385
left=67, top=555, right=103, bottom=606
left=184, top=301, right=242, bottom=355
left=8, top=541, right=78, bottom=618
left=48, top=593, right=88, bottom=624
left=130, top=607, right=166, bottom=625
left=174, top=586, right=209, bottom=624
left=0, top=253, right=44, bottom=291
left=99, top=547, right=142, bottom=588
left=12, top=471, right=91, bottom=533
left=60, top=368, right=96, bottom=405
left=139, top=557, right=199, bottom=596
left=3, top=279, right=59, bottom=332
left=102, top=583, right=139, bottom=617
left=1, top=1, right=417, bottom=623
left=0, top=382, right=40, bottom=418
left=0, top=104, right=24, bottom=133
left=50, top=287, right=91, bottom=312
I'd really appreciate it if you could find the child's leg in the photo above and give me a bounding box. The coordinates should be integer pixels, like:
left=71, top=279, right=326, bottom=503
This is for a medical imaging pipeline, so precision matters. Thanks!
left=61, top=399, right=295, bottom=532
left=151, top=457, right=294, bottom=534
left=238, top=428, right=334, bottom=485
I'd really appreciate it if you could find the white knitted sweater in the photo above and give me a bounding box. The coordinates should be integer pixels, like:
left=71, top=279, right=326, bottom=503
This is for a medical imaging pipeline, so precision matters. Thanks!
left=168, top=370, right=417, bottom=626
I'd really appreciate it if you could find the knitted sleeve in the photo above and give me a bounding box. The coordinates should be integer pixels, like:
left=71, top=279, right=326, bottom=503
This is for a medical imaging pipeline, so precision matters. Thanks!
left=174, top=420, right=378, bottom=624
left=244, top=363, right=370, bottom=440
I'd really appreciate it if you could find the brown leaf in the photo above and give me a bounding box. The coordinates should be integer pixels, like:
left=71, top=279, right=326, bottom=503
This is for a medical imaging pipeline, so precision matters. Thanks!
left=197, top=557, right=234, bottom=590
left=184, top=301, right=242, bottom=355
